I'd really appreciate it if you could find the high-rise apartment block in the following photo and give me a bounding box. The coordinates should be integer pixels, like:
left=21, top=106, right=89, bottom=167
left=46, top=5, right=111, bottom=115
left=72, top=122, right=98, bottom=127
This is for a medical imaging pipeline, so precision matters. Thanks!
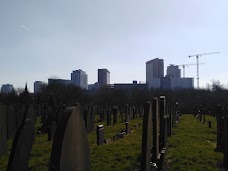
left=98, top=69, right=110, bottom=85
left=1, top=84, right=14, bottom=94
left=166, top=65, right=181, bottom=78
left=71, top=69, right=88, bottom=90
left=146, top=58, right=194, bottom=89
left=146, top=58, right=164, bottom=89
left=34, top=81, right=46, bottom=94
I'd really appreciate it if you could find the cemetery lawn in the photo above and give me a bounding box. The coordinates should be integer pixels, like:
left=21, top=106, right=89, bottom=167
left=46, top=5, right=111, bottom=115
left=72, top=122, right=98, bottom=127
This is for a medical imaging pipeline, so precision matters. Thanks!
left=163, top=114, right=224, bottom=171
left=0, top=117, right=143, bottom=171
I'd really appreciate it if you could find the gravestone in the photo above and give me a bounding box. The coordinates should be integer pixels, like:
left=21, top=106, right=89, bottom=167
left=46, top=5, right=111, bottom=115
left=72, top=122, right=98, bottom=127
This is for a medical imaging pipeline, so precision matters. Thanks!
left=97, top=125, right=104, bottom=146
left=125, top=105, right=129, bottom=122
left=7, top=105, right=17, bottom=139
left=48, top=121, right=57, bottom=141
left=224, top=113, right=228, bottom=169
left=7, top=119, right=34, bottom=171
left=0, top=105, right=7, bottom=156
left=16, top=105, right=26, bottom=129
left=140, top=102, right=153, bottom=171
left=90, top=105, right=96, bottom=133
left=216, top=105, right=224, bottom=152
left=113, top=107, right=118, bottom=125
left=133, top=107, right=136, bottom=119
left=159, top=96, right=167, bottom=150
left=125, top=122, right=130, bottom=134
left=49, top=107, right=90, bottom=171
left=152, top=98, right=159, bottom=163
left=107, top=110, right=111, bottom=126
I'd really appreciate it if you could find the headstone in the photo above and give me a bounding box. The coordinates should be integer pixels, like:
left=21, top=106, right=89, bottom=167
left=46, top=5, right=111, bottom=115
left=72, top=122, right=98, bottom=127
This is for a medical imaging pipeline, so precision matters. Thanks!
left=216, top=105, right=224, bottom=152
left=208, top=121, right=212, bottom=128
left=140, top=102, right=152, bottom=171
left=49, top=107, right=90, bottom=170
left=126, top=122, right=130, bottom=134
left=224, top=114, right=228, bottom=169
left=113, top=107, right=118, bottom=125
left=125, top=105, right=129, bottom=122
left=107, top=110, right=111, bottom=126
left=152, top=98, right=159, bottom=163
left=133, top=107, right=136, bottom=119
left=48, top=121, right=57, bottom=141
left=0, top=105, right=7, bottom=156
left=16, top=105, right=26, bottom=129
left=7, top=105, right=17, bottom=139
left=97, top=125, right=104, bottom=146
left=159, top=96, right=167, bottom=150
left=7, top=119, right=34, bottom=171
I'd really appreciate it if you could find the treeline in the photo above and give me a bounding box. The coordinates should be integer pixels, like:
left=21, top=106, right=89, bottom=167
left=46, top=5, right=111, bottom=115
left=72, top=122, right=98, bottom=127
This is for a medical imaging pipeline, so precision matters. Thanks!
left=0, top=81, right=227, bottom=114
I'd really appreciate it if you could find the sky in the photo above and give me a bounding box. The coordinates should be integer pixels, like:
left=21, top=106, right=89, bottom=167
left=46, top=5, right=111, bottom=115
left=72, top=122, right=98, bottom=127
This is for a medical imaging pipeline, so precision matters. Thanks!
left=0, top=0, right=227, bottom=92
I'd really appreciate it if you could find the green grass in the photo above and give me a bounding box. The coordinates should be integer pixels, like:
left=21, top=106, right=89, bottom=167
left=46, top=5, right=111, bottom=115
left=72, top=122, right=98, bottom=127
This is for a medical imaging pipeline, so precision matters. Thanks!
left=164, top=114, right=224, bottom=171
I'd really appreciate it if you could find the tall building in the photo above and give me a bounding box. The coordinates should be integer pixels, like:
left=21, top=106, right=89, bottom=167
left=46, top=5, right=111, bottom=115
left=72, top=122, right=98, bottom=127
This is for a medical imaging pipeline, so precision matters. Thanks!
left=98, top=69, right=110, bottom=85
left=71, top=69, right=88, bottom=90
left=1, top=84, right=14, bottom=94
left=34, top=81, right=46, bottom=94
left=166, top=65, right=181, bottom=78
left=146, top=58, right=164, bottom=89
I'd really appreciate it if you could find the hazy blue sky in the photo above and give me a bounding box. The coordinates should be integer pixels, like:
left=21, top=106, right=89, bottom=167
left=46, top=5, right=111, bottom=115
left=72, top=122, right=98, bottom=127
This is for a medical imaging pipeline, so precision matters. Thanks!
left=0, top=0, right=227, bottom=92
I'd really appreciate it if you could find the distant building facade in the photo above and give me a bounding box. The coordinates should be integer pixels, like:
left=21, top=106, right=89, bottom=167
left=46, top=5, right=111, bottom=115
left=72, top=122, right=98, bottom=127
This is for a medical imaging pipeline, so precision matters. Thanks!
left=98, top=69, right=110, bottom=85
left=146, top=58, right=164, bottom=89
left=48, top=79, right=72, bottom=85
left=166, top=65, right=181, bottom=78
left=114, top=81, right=148, bottom=90
left=170, top=78, right=194, bottom=90
left=34, top=81, right=46, bottom=94
left=1, top=84, right=14, bottom=94
left=71, top=69, right=88, bottom=90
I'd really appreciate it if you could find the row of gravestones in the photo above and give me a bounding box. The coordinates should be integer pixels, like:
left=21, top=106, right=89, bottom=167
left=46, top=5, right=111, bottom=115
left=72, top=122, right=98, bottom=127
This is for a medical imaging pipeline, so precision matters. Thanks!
left=0, top=104, right=90, bottom=170
left=140, top=96, right=181, bottom=171
left=215, top=105, right=228, bottom=169
left=192, top=104, right=207, bottom=123
left=0, top=104, right=36, bottom=156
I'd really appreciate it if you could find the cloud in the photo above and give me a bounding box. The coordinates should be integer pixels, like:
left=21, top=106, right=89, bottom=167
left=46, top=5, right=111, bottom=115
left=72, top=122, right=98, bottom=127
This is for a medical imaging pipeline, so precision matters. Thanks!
left=21, top=25, right=30, bottom=32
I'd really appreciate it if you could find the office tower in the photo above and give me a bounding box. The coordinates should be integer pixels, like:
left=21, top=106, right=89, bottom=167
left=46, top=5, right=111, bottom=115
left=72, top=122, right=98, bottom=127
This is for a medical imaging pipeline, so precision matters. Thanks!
left=166, top=65, right=181, bottom=78
left=98, top=69, right=110, bottom=85
left=34, top=81, right=45, bottom=94
left=146, top=58, right=164, bottom=88
left=1, top=84, right=14, bottom=94
left=71, top=69, right=88, bottom=90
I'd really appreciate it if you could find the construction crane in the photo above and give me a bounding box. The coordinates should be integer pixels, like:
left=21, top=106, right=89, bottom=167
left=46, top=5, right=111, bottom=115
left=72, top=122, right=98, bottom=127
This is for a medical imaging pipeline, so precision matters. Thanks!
left=189, top=52, right=220, bottom=89
left=176, top=63, right=206, bottom=78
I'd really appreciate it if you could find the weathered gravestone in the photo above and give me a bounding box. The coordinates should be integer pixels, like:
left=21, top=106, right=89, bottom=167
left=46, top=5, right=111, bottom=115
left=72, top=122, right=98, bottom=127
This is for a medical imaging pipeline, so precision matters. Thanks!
left=140, top=102, right=153, bottom=171
left=216, top=105, right=224, bottom=152
left=49, top=107, right=90, bottom=171
left=113, top=107, right=118, bottom=125
left=48, top=121, right=57, bottom=141
left=16, top=105, right=26, bottom=129
left=0, top=105, right=7, bottom=156
left=7, top=119, right=34, bottom=171
left=97, top=125, right=104, bottom=146
left=152, top=98, right=160, bottom=164
left=107, top=110, right=111, bottom=126
left=224, top=113, right=228, bottom=169
left=7, top=105, right=17, bottom=139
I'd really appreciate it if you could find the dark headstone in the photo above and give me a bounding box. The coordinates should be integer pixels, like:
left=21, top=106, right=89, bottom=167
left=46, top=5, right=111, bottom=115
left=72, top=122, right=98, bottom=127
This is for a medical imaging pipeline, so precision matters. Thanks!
left=140, top=102, right=152, bottom=171
left=152, top=98, right=159, bottom=163
left=113, top=107, right=118, bottom=125
left=0, top=105, right=7, bottom=156
left=7, top=105, right=17, bottom=140
left=97, top=125, right=104, bottom=146
left=7, top=119, right=34, bottom=171
left=125, top=122, right=130, bottom=134
left=208, top=121, right=212, bottom=128
left=49, top=107, right=90, bottom=171
left=16, top=105, right=25, bottom=129
left=48, top=121, right=57, bottom=141
left=224, top=114, right=228, bottom=169
left=216, top=105, right=224, bottom=152
left=107, top=110, right=111, bottom=126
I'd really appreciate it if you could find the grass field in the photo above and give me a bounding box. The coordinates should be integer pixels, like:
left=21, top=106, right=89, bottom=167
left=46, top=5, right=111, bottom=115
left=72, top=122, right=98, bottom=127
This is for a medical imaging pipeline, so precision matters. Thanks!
left=163, top=114, right=225, bottom=171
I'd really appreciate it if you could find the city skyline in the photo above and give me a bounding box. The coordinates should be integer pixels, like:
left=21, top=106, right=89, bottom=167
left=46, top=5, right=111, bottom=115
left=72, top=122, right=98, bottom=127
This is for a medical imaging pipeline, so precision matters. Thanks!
left=0, top=0, right=227, bottom=91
